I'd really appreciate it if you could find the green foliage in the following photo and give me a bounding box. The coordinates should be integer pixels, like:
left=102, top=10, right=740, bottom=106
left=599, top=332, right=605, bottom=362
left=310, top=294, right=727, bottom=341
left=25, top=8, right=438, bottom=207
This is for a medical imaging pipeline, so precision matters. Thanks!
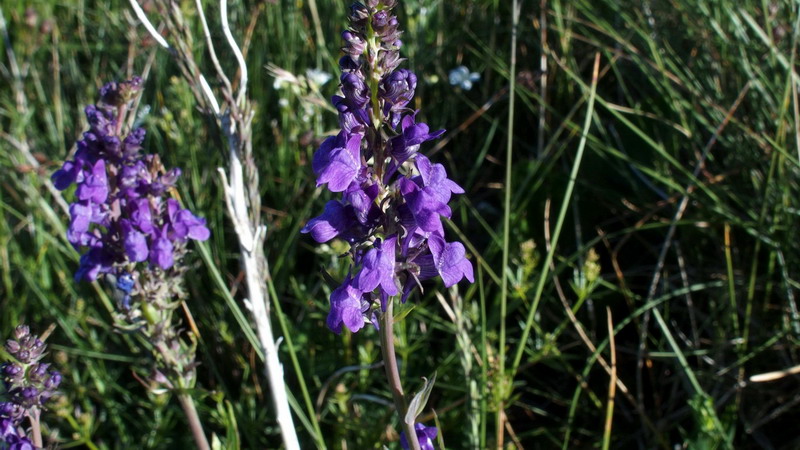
left=2, top=0, right=800, bottom=448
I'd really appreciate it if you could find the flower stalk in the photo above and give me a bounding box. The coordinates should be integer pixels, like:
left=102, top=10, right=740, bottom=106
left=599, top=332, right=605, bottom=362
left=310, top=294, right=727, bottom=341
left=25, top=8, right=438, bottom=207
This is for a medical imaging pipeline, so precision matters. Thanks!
left=379, top=302, right=420, bottom=450
left=176, top=391, right=210, bottom=450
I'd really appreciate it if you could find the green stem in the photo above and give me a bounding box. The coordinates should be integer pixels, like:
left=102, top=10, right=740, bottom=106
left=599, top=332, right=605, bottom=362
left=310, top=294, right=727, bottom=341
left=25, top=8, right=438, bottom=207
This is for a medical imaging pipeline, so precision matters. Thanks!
left=155, top=342, right=209, bottom=450
left=497, top=0, right=520, bottom=445
left=379, top=300, right=420, bottom=450
left=177, top=392, right=211, bottom=450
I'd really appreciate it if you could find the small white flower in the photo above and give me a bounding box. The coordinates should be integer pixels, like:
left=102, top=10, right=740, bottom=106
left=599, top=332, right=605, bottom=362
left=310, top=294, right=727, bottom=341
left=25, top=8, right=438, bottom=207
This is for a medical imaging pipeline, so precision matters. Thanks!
left=448, top=65, right=481, bottom=91
left=306, top=68, right=333, bottom=87
left=278, top=98, right=289, bottom=108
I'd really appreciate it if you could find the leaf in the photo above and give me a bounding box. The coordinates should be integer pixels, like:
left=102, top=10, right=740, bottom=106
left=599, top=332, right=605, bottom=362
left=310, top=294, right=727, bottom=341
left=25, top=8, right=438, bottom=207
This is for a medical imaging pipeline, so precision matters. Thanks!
left=405, top=371, right=437, bottom=425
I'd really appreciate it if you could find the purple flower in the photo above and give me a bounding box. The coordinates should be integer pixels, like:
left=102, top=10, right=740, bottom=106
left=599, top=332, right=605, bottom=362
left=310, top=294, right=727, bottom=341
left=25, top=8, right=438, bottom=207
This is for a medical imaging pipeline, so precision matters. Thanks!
left=1, top=417, right=34, bottom=450
left=51, top=160, right=81, bottom=190
left=123, top=226, right=149, bottom=262
left=1, top=326, right=60, bottom=447
left=314, top=133, right=363, bottom=192
left=389, top=115, right=445, bottom=164
left=75, top=246, right=114, bottom=282
left=404, top=186, right=452, bottom=233
left=0, top=403, right=18, bottom=420
left=129, top=198, right=154, bottom=233
left=341, top=30, right=366, bottom=57
left=327, top=277, right=368, bottom=334
left=301, top=200, right=357, bottom=243
left=381, top=69, right=416, bottom=109
left=400, top=423, right=438, bottom=450
left=355, top=235, right=399, bottom=303
left=44, top=371, right=62, bottom=391
left=75, top=159, right=109, bottom=204
left=67, top=202, right=97, bottom=246
left=150, top=227, right=174, bottom=270
left=344, top=182, right=380, bottom=226
left=166, top=199, right=210, bottom=241
left=428, top=235, right=474, bottom=287
left=341, top=73, right=370, bottom=108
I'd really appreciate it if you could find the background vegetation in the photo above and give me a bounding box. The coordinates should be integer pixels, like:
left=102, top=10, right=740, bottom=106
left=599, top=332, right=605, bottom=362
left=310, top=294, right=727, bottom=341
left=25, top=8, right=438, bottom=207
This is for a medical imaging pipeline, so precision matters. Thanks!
left=1, top=0, right=799, bottom=448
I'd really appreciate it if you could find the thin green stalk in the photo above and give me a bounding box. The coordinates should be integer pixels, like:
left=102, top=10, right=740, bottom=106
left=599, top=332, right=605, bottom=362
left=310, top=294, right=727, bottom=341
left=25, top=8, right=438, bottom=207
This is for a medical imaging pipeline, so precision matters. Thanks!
left=743, top=148, right=779, bottom=351
left=723, top=223, right=740, bottom=339
left=510, top=53, right=601, bottom=376
left=497, top=0, right=520, bottom=445
left=379, top=300, right=420, bottom=450
left=601, top=309, right=616, bottom=450
left=267, top=274, right=326, bottom=449
left=478, top=265, right=488, bottom=450
left=156, top=342, right=210, bottom=450
left=176, top=393, right=211, bottom=450
left=195, top=241, right=263, bottom=360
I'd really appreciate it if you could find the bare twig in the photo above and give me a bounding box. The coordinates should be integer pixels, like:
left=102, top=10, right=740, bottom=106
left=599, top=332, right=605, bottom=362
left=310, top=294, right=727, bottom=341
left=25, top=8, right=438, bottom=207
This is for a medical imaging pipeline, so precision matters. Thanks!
left=220, top=0, right=248, bottom=106
left=750, top=364, right=800, bottom=382
left=128, top=0, right=169, bottom=49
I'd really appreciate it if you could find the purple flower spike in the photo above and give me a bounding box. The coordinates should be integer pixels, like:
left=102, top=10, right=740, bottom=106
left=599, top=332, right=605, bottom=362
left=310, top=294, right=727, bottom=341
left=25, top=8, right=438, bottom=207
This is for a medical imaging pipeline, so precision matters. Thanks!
left=2, top=326, right=61, bottom=449
left=53, top=76, right=210, bottom=296
left=400, top=423, right=438, bottom=450
left=303, top=1, right=473, bottom=336
left=327, top=277, right=367, bottom=334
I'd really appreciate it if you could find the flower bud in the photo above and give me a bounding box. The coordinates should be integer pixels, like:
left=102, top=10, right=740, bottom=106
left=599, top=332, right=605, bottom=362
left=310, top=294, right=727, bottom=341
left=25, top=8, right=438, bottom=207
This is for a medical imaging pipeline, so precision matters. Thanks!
left=13, top=326, right=28, bottom=341
left=29, top=363, right=49, bottom=382
left=20, top=387, right=39, bottom=407
left=14, top=351, right=29, bottom=364
left=2, top=363, right=22, bottom=378
left=0, top=402, right=17, bottom=418
left=4, top=340, right=19, bottom=355
left=45, top=372, right=62, bottom=390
